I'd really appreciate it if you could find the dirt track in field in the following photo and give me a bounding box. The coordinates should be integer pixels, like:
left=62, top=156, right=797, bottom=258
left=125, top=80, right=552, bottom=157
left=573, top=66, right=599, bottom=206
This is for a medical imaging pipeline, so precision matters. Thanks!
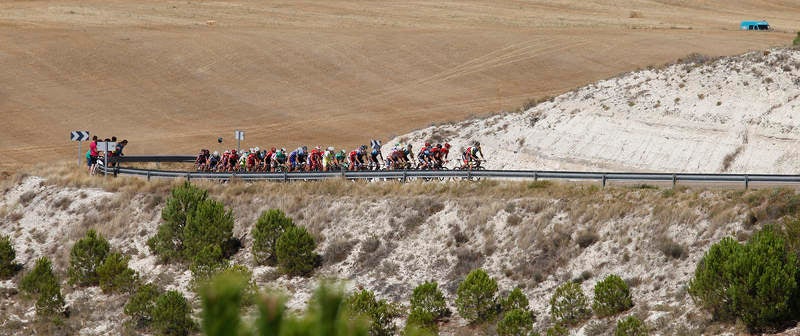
left=0, top=0, right=797, bottom=170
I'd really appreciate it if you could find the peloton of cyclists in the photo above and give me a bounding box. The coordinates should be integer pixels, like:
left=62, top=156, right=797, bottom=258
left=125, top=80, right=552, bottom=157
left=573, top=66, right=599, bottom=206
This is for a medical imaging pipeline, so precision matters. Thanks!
left=194, top=139, right=484, bottom=172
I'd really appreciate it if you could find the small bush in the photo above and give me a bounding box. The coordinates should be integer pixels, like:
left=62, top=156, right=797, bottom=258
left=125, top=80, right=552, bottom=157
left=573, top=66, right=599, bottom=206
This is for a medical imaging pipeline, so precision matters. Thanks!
left=200, top=269, right=251, bottom=336
left=550, top=282, right=591, bottom=326
left=97, top=251, right=139, bottom=294
left=68, top=229, right=110, bottom=286
left=456, top=268, right=499, bottom=324
left=345, top=289, right=398, bottom=336
left=0, top=235, right=22, bottom=278
left=125, top=283, right=162, bottom=330
left=406, top=281, right=451, bottom=333
left=252, top=209, right=295, bottom=265
left=183, top=199, right=234, bottom=261
left=152, top=290, right=196, bottom=336
left=276, top=226, right=318, bottom=277
left=502, top=287, right=530, bottom=312
left=20, top=257, right=65, bottom=320
left=593, top=274, right=634, bottom=317
left=190, top=244, right=226, bottom=281
left=794, top=32, right=800, bottom=46
left=546, top=324, right=568, bottom=336
left=411, top=281, right=451, bottom=320
left=406, top=308, right=437, bottom=335
left=497, top=308, right=535, bottom=336
left=575, top=230, right=599, bottom=248
left=148, top=182, right=208, bottom=263
left=20, top=257, right=59, bottom=296
left=35, top=280, right=66, bottom=320
left=614, top=316, right=648, bottom=336
left=657, top=237, right=687, bottom=260
left=689, top=227, right=799, bottom=332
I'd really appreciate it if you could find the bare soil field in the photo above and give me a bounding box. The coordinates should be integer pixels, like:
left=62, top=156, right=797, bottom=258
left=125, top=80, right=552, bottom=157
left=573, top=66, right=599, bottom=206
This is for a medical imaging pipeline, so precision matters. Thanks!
left=0, top=0, right=797, bottom=170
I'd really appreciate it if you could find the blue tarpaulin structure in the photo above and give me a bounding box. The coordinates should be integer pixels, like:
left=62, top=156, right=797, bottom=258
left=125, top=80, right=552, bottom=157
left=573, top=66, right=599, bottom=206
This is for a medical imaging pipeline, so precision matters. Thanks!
left=741, top=20, right=770, bottom=30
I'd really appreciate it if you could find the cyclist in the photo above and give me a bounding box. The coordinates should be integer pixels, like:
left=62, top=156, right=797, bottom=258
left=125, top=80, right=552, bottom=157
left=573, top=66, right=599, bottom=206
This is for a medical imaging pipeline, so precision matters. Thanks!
left=273, top=148, right=287, bottom=171
left=369, top=139, right=383, bottom=169
left=297, top=146, right=309, bottom=171
left=462, top=141, right=485, bottom=169
left=246, top=150, right=258, bottom=172
left=400, top=144, right=413, bottom=168
left=238, top=150, right=248, bottom=172
left=417, top=143, right=433, bottom=169
left=209, top=151, right=220, bottom=171
left=288, top=147, right=300, bottom=171
left=335, top=150, right=346, bottom=169
left=309, top=146, right=323, bottom=171
left=431, top=144, right=442, bottom=168
left=349, top=145, right=367, bottom=171
left=228, top=149, right=239, bottom=172
left=322, top=147, right=335, bottom=171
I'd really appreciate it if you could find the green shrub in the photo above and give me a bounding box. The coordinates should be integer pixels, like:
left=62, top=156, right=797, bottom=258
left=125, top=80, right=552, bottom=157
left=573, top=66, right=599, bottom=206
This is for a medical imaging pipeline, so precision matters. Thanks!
left=545, top=324, right=568, bottom=336
left=345, top=289, right=397, bottom=336
left=405, top=308, right=437, bottom=335
left=0, top=235, right=22, bottom=278
left=252, top=209, right=295, bottom=266
left=549, top=282, right=590, bottom=326
left=183, top=199, right=234, bottom=259
left=502, top=287, right=530, bottom=313
left=593, top=274, right=633, bottom=317
left=497, top=308, right=535, bottom=336
left=20, top=257, right=59, bottom=296
left=200, top=269, right=251, bottom=336
left=687, top=236, right=740, bottom=320
left=97, top=251, right=139, bottom=294
left=794, top=32, right=800, bottom=46
left=190, top=244, right=225, bottom=281
left=276, top=226, right=318, bottom=276
left=455, top=268, right=499, bottom=324
left=614, top=316, right=648, bottom=336
left=68, top=229, right=110, bottom=286
left=410, top=281, right=450, bottom=320
left=35, top=279, right=66, bottom=320
left=125, top=283, right=162, bottom=330
left=148, top=182, right=208, bottom=263
left=689, top=227, right=799, bottom=332
left=20, top=257, right=65, bottom=320
left=152, top=290, right=196, bottom=336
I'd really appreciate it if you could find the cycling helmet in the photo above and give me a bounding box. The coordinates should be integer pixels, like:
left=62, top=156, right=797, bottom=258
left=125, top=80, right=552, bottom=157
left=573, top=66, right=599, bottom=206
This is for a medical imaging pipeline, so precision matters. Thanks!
left=361, top=144, right=367, bottom=150
left=424, top=142, right=431, bottom=147
left=474, top=141, right=481, bottom=147
left=445, top=143, right=451, bottom=148
left=302, top=146, right=308, bottom=151
left=213, top=151, right=219, bottom=156
left=436, top=143, right=442, bottom=148
left=255, top=147, right=260, bottom=152
left=271, top=147, right=276, bottom=152
left=281, top=148, right=286, bottom=152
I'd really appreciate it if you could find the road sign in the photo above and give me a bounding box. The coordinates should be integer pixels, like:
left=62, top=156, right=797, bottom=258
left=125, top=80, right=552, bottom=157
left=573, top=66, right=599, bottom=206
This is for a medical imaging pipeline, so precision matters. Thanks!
left=70, top=131, right=90, bottom=141
left=70, top=131, right=91, bottom=166
left=97, top=142, right=117, bottom=152
left=235, top=130, right=245, bottom=152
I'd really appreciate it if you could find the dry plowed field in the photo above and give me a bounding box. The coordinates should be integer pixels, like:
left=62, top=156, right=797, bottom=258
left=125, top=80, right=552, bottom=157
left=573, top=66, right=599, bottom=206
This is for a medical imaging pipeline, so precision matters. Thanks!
left=1, top=0, right=797, bottom=170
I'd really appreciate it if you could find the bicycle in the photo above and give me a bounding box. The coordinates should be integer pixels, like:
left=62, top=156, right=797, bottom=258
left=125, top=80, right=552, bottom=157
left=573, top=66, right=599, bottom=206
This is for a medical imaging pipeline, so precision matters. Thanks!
left=454, top=159, right=486, bottom=181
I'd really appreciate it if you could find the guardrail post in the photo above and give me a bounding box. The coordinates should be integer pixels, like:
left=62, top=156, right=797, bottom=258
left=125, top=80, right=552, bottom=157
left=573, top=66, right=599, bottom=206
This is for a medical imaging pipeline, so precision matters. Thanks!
left=602, top=174, right=607, bottom=188
left=402, top=170, right=407, bottom=183
left=283, top=171, right=288, bottom=182
left=467, top=170, right=472, bottom=181
left=672, top=174, right=676, bottom=189
left=533, top=171, right=538, bottom=181
left=147, top=171, right=151, bottom=181
left=186, top=173, right=191, bottom=182
left=744, top=174, right=749, bottom=190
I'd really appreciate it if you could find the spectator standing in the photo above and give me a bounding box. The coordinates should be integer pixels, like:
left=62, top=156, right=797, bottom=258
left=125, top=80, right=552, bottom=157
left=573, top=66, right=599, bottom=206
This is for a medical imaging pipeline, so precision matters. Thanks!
left=89, top=136, right=99, bottom=175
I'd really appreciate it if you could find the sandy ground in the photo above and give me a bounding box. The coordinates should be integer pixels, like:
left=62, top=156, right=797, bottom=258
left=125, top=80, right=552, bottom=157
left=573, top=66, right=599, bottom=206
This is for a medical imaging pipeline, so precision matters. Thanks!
left=0, top=0, right=797, bottom=170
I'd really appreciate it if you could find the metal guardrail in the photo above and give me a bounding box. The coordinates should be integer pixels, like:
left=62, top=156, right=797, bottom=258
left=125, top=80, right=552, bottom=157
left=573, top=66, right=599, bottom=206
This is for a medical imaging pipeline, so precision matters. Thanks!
left=102, top=160, right=800, bottom=189
left=109, top=155, right=196, bottom=163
